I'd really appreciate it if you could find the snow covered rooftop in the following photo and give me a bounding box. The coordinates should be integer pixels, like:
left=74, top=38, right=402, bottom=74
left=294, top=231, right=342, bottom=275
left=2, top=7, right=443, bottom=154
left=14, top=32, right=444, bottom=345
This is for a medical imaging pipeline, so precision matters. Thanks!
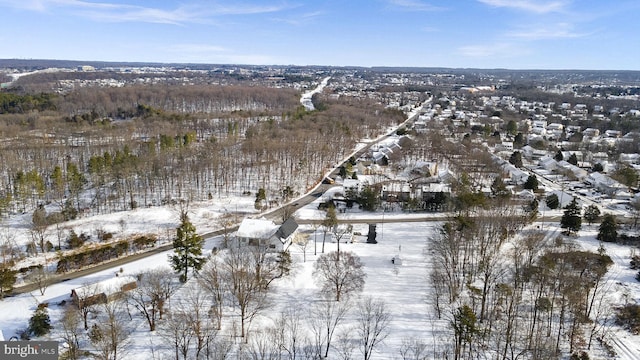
left=236, top=218, right=278, bottom=239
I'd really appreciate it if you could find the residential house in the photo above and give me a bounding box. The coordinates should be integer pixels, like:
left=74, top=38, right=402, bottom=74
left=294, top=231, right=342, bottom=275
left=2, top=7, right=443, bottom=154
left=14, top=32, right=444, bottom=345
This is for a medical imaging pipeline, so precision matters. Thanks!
left=343, top=178, right=361, bottom=195
left=521, top=145, right=548, bottom=160
left=620, top=153, right=640, bottom=165
left=500, top=162, right=529, bottom=185
left=583, top=128, right=600, bottom=138
left=497, top=141, right=514, bottom=152
left=531, top=120, right=547, bottom=135
left=585, top=172, right=627, bottom=196
left=71, top=275, right=137, bottom=309
left=557, top=160, right=588, bottom=181
left=538, top=156, right=558, bottom=171
left=605, top=130, right=622, bottom=138
left=235, top=218, right=298, bottom=251
left=418, top=183, right=451, bottom=211
left=382, top=181, right=411, bottom=202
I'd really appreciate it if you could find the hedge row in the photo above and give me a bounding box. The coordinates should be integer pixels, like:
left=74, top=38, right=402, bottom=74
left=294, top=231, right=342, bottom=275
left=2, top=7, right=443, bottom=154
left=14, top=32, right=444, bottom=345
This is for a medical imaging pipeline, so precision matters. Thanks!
left=56, top=235, right=157, bottom=273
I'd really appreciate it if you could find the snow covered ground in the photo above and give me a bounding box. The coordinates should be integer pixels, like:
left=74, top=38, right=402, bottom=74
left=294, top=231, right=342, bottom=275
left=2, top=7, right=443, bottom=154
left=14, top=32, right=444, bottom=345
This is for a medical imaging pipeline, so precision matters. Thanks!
left=300, top=76, right=331, bottom=111
left=1, top=189, right=640, bottom=359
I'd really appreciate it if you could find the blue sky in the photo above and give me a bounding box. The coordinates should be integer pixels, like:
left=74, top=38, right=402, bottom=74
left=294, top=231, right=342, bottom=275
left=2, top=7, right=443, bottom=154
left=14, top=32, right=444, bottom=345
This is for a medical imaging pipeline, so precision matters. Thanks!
left=0, top=0, right=638, bottom=70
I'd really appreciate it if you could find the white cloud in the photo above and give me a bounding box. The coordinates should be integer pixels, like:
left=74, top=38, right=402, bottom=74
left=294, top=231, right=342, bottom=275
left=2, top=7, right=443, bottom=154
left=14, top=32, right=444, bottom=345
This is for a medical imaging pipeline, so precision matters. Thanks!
left=272, top=11, right=325, bottom=26
left=386, top=0, right=444, bottom=12
left=508, top=22, right=587, bottom=39
left=0, top=0, right=290, bottom=24
left=477, top=0, right=568, bottom=14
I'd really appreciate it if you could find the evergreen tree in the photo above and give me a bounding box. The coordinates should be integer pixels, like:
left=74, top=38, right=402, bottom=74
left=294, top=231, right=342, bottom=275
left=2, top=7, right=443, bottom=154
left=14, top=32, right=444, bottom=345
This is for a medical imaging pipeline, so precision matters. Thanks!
left=513, top=133, right=525, bottom=148
left=584, top=204, right=601, bottom=225
left=561, top=198, right=582, bottom=235
left=451, top=305, right=479, bottom=360
left=568, top=153, right=578, bottom=165
left=597, top=213, right=618, bottom=243
left=524, top=198, right=539, bottom=222
left=592, top=163, right=604, bottom=172
left=490, top=176, right=510, bottom=199
left=0, top=267, right=17, bottom=298
left=170, top=213, right=206, bottom=282
left=554, top=150, right=564, bottom=161
left=358, top=185, right=380, bottom=211
left=523, top=175, right=539, bottom=191
left=546, top=193, right=560, bottom=209
left=29, top=304, right=52, bottom=337
left=509, top=151, right=523, bottom=168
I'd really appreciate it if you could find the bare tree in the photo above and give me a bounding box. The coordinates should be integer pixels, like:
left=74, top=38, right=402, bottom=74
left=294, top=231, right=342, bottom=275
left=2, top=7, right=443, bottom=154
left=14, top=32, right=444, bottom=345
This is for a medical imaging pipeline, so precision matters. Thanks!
left=74, top=282, right=102, bottom=330
left=269, top=307, right=308, bottom=360
left=333, top=224, right=353, bottom=260
left=244, top=329, right=279, bottom=360
left=180, top=286, right=218, bottom=359
left=160, top=307, right=195, bottom=360
left=27, top=265, right=54, bottom=296
left=127, top=268, right=180, bottom=331
left=223, top=247, right=271, bottom=339
left=198, top=259, right=225, bottom=329
left=321, top=207, right=337, bottom=253
left=334, top=328, right=357, bottom=360
left=356, top=296, right=391, bottom=360
left=399, top=337, right=428, bottom=360
left=216, top=213, right=236, bottom=248
left=292, top=232, right=310, bottom=263
left=308, top=297, right=351, bottom=358
left=0, top=228, right=21, bottom=264
left=59, top=306, right=82, bottom=360
left=88, top=299, right=131, bottom=360
left=313, top=251, right=365, bottom=302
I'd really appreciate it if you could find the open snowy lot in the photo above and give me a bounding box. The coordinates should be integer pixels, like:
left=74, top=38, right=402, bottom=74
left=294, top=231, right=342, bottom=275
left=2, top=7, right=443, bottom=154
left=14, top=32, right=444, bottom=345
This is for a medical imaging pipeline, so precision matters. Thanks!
left=1, top=187, right=640, bottom=359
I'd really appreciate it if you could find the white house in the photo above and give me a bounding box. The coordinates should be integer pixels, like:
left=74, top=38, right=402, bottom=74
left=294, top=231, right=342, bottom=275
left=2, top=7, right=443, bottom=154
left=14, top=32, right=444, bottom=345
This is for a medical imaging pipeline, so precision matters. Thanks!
left=501, top=162, right=529, bottom=185
left=235, top=217, right=298, bottom=251
left=586, top=172, right=627, bottom=196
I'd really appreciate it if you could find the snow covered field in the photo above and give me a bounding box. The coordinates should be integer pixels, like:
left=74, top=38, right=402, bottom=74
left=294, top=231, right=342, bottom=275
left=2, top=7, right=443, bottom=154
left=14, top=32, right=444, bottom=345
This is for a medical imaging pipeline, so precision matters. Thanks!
left=1, top=192, right=640, bottom=359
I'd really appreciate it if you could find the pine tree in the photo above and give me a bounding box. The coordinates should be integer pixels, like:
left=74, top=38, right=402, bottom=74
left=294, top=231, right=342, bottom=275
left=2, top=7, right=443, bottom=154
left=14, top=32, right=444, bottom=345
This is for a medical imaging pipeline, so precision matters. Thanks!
left=597, top=213, right=618, bottom=243
left=546, top=193, right=560, bottom=209
left=29, top=304, right=52, bottom=337
left=509, top=151, right=523, bottom=168
left=568, top=153, right=578, bottom=165
left=0, top=267, right=17, bottom=298
left=523, top=175, right=539, bottom=191
left=561, top=198, right=582, bottom=235
left=584, top=204, right=601, bottom=225
left=170, top=213, right=206, bottom=282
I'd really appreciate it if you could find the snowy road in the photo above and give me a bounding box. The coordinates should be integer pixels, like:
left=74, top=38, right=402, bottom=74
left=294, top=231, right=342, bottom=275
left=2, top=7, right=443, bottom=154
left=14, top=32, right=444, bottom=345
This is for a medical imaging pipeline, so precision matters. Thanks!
left=300, top=76, right=331, bottom=111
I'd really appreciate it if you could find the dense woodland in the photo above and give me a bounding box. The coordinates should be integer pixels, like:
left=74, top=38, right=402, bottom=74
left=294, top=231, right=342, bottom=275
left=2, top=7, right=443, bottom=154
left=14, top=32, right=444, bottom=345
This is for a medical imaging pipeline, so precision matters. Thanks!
left=0, top=76, right=405, bottom=220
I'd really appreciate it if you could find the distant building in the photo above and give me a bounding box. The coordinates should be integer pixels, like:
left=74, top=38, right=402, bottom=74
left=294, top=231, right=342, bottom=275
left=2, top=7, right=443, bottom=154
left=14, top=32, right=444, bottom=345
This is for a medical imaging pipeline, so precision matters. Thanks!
left=77, top=65, right=95, bottom=72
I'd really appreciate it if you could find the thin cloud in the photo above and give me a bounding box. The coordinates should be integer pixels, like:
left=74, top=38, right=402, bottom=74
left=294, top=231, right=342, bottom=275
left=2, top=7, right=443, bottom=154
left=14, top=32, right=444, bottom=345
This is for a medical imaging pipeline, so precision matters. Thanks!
left=386, top=0, right=444, bottom=12
left=272, top=11, right=325, bottom=26
left=458, top=43, right=528, bottom=58
left=477, top=0, right=568, bottom=14
left=508, top=23, right=588, bottom=40
left=0, top=0, right=290, bottom=24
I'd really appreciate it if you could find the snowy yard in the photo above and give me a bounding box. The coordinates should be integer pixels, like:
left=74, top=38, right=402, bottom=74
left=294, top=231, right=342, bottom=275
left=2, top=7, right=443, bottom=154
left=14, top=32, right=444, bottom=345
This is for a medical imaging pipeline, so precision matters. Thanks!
left=1, top=194, right=640, bottom=359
